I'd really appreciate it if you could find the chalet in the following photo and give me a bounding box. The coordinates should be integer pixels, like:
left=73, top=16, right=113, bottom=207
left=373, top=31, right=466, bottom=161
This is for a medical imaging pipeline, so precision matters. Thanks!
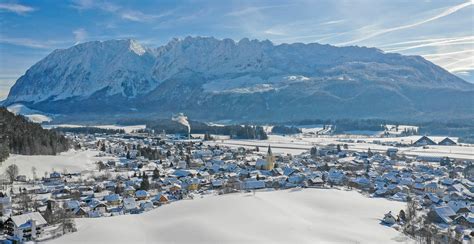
left=438, top=137, right=457, bottom=146
left=352, top=177, right=371, bottom=189
left=390, top=192, right=408, bottom=202
left=89, top=200, right=107, bottom=214
left=5, top=212, right=47, bottom=242
left=104, top=194, right=121, bottom=205
left=123, top=197, right=138, bottom=213
left=140, top=201, right=154, bottom=211
left=328, top=169, right=345, bottom=185
left=423, top=193, right=441, bottom=205
left=243, top=180, right=266, bottom=190
left=413, top=136, right=436, bottom=146
left=135, top=190, right=149, bottom=200
left=124, top=186, right=136, bottom=195
left=424, top=182, right=439, bottom=193
left=151, top=193, right=169, bottom=205
left=453, top=213, right=474, bottom=228
left=308, top=176, right=325, bottom=187
left=428, top=206, right=457, bottom=224
left=211, top=179, right=224, bottom=188
left=187, top=178, right=201, bottom=191
left=73, top=207, right=88, bottom=218
left=65, top=200, right=81, bottom=212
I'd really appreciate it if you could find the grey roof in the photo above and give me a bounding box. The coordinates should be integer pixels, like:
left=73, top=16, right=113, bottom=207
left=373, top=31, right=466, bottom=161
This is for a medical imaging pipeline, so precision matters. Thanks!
left=434, top=206, right=456, bottom=223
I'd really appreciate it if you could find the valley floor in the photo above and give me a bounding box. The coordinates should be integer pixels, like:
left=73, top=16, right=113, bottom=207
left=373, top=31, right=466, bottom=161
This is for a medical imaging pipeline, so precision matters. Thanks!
left=48, top=188, right=410, bottom=244
left=207, top=134, right=474, bottom=160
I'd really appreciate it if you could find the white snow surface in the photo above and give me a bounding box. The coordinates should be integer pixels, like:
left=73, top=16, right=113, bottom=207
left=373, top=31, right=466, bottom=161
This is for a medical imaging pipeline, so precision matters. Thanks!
left=0, top=150, right=112, bottom=179
left=208, top=135, right=474, bottom=160
left=7, top=103, right=52, bottom=123
left=49, top=189, right=410, bottom=244
left=42, top=124, right=146, bottom=133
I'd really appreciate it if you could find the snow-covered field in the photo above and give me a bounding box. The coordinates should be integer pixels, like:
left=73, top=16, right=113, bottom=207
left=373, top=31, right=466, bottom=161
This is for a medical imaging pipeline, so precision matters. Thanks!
left=49, top=189, right=410, bottom=244
left=0, top=150, right=113, bottom=179
left=208, top=135, right=474, bottom=160
left=42, top=124, right=146, bottom=133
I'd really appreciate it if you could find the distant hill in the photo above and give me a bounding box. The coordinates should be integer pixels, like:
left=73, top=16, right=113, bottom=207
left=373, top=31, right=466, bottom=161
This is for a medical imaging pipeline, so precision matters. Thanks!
left=4, top=36, right=474, bottom=122
left=0, top=107, right=69, bottom=161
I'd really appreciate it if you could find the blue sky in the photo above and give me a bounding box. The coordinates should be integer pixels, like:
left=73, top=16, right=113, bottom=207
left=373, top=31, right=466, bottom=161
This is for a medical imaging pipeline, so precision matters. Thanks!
left=0, top=0, right=473, bottom=99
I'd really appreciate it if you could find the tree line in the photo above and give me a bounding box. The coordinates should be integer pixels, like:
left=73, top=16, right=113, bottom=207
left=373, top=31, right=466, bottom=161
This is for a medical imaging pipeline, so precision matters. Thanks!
left=146, top=119, right=268, bottom=140
left=53, top=126, right=125, bottom=135
left=0, top=107, right=70, bottom=162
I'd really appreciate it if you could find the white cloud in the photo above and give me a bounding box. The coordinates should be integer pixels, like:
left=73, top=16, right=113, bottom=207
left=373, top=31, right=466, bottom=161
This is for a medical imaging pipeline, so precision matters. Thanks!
left=319, top=19, right=345, bottom=26
left=73, top=28, right=88, bottom=44
left=0, top=3, right=35, bottom=14
left=71, top=0, right=168, bottom=22
left=384, top=36, right=473, bottom=52
left=423, top=49, right=474, bottom=59
left=0, top=37, right=50, bottom=49
left=226, top=4, right=293, bottom=17
left=0, top=36, right=69, bottom=49
left=339, top=1, right=473, bottom=45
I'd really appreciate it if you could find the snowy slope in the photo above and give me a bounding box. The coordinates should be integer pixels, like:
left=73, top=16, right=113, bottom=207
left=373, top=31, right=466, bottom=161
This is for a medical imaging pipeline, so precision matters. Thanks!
left=0, top=150, right=113, bottom=179
left=7, top=40, right=156, bottom=102
left=48, top=189, right=410, bottom=244
left=7, top=103, right=52, bottom=123
left=4, top=37, right=474, bottom=121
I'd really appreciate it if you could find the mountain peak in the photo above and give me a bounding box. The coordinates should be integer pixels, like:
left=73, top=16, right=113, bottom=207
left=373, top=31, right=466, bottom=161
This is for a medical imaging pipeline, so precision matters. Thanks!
left=4, top=36, right=473, bottom=121
left=128, top=39, right=146, bottom=56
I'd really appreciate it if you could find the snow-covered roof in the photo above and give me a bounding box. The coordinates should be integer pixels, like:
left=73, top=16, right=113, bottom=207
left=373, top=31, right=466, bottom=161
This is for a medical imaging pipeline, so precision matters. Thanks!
left=244, top=180, right=265, bottom=189
left=433, top=206, right=456, bottom=223
left=123, top=197, right=137, bottom=210
left=10, top=212, right=47, bottom=227
left=135, top=190, right=149, bottom=198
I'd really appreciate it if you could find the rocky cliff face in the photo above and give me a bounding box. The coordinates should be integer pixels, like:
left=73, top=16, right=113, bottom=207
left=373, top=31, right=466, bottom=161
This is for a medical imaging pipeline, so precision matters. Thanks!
left=5, top=36, right=473, bottom=121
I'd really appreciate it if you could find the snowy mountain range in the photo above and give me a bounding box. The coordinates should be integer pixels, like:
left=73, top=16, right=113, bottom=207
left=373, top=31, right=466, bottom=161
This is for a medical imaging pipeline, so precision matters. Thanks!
left=4, top=36, right=474, bottom=122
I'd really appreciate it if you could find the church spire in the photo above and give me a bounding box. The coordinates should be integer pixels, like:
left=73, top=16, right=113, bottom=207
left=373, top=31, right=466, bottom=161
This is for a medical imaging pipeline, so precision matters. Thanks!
left=265, top=145, right=275, bottom=170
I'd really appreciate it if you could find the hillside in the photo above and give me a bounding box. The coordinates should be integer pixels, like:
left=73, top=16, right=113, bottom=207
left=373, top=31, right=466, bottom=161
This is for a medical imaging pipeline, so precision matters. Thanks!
left=48, top=189, right=408, bottom=244
left=0, top=107, right=69, bottom=161
left=4, top=37, right=474, bottom=122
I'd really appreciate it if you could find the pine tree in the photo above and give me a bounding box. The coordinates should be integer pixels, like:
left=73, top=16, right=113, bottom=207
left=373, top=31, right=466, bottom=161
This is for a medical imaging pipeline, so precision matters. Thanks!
left=153, top=168, right=160, bottom=179
left=140, top=174, right=150, bottom=190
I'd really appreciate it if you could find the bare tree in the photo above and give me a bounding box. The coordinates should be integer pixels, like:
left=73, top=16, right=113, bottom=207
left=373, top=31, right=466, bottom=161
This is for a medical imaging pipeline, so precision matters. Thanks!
left=5, top=164, right=19, bottom=183
left=58, top=202, right=77, bottom=234
left=406, top=198, right=417, bottom=222
left=18, top=191, right=32, bottom=211
left=31, top=166, right=37, bottom=181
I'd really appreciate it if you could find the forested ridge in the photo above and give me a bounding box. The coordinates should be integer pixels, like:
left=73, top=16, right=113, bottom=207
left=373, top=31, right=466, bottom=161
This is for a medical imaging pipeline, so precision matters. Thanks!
left=0, top=107, right=70, bottom=161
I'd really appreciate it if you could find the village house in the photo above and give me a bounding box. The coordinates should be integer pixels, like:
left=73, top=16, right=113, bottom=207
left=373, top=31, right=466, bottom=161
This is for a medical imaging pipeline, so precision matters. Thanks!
left=428, top=205, right=457, bottom=224
left=5, top=212, right=48, bottom=242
